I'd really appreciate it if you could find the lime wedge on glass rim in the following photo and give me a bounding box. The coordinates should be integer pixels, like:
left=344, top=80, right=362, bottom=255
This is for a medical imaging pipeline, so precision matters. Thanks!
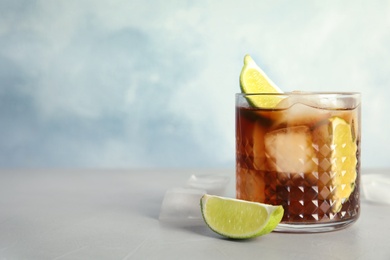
left=240, top=54, right=283, bottom=108
left=200, top=194, right=284, bottom=239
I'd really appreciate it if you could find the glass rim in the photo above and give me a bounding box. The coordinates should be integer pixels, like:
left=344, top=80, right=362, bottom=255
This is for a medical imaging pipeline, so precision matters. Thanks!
left=236, top=92, right=361, bottom=96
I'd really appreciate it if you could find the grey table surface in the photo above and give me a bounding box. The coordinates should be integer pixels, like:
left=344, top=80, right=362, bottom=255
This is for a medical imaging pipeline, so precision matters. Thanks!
left=0, top=169, right=389, bottom=260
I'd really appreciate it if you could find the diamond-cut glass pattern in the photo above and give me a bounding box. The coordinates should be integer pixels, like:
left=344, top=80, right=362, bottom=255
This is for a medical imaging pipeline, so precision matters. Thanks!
left=236, top=106, right=360, bottom=224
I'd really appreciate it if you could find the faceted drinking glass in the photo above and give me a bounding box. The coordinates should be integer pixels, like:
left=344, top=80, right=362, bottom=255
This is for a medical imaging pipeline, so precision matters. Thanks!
left=236, top=92, right=361, bottom=232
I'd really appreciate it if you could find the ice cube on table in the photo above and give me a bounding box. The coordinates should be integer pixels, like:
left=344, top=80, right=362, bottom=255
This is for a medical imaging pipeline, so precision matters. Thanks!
left=185, top=174, right=230, bottom=196
left=265, top=125, right=317, bottom=173
left=361, top=173, right=390, bottom=205
left=159, top=188, right=206, bottom=226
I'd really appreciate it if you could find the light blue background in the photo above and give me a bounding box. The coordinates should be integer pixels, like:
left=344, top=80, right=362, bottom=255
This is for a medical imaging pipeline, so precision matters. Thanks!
left=1, top=0, right=389, bottom=169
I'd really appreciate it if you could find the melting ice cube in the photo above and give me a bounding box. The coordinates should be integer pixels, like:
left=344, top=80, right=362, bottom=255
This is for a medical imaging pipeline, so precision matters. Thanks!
left=275, top=97, right=331, bottom=127
left=186, top=174, right=230, bottom=196
left=361, top=173, right=390, bottom=205
left=265, top=125, right=317, bottom=173
left=280, top=93, right=346, bottom=109
left=159, top=188, right=206, bottom=226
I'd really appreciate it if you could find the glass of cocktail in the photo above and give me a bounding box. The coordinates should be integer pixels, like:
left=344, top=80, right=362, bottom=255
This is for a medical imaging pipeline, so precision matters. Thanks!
left=236, top=55, right=361, bottom=232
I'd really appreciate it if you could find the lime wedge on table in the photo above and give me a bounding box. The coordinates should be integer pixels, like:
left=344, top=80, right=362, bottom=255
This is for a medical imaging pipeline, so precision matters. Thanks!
left=240, top=54, right=283, bottom=108
left=200, top=194, right=283, bottom=239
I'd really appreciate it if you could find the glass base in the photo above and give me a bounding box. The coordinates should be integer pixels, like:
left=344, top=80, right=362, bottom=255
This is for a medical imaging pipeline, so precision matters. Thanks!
left=274, top=218, right=358, bottom=233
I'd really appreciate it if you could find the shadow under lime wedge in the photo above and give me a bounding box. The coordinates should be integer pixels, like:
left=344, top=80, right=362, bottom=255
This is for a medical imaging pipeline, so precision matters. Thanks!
left=239, top=54, right=283, bottom=108
left=200, top=194, right=284, bottom=239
